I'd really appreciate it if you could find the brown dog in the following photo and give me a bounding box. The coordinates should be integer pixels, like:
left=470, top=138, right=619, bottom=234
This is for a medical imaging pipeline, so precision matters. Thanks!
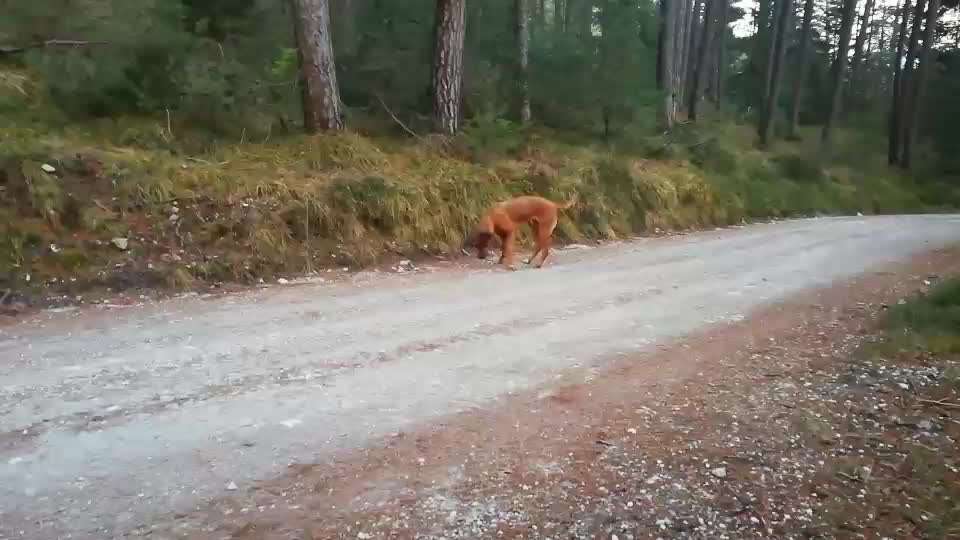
left=463, top=195, right=577, bottom=270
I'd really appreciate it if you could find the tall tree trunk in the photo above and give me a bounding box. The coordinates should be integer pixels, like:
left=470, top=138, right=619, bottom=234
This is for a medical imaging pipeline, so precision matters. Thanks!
left=658, top=0, right=678, bottom=129
left=331, top=0, right=357, bottom=56
left=759, top=0, right=792, bottom=146
left=684, top=0, right=704, bottom=102
left=820, top=0, right=856, bottom=149
left=688, top=0, right=717, bottom=120
left=787, top=0, right=815, bottom=137
left=896, top=0, right=927, bottom=162
left=292, top=0, right=344, bottom=132
left=673, top=0, right=691, bottom=109
left=566, top=0, right=592, bottom=40
left=762, top=0, right=784, bottom=105
left=750, top=0, right=773, bottom=100
left=848, top=0, right=876, bottom=100
left=888, top=0, right=911, bottom=164
left=515, top=0, right=532, bottom=124
left=902, top=0, right=941, bottom=168
left=432, top=0, right=467, bottom=134
left=712, top=0, right=729, bottom=105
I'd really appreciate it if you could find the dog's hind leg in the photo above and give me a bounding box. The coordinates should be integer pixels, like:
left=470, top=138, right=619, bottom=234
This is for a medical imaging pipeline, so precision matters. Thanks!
left=533, top=217, right=558, bottom=268
left=525, top=220, right=543, bottom=264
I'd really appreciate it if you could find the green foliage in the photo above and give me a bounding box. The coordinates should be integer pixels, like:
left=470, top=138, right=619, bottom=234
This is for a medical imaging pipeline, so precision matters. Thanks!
left=461, top=114, right=524, bottom=161
left=884, top=279, right=960, bottom=354
left=773, top=153, right=825, bottom=183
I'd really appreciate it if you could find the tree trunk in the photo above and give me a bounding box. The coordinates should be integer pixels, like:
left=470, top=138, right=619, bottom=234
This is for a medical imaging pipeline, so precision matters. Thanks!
left=888, top=0, right=911, bottom=165
left=759, top=0, right=792, bottom=146
left=431, top=0, right=467, bottom=134
left=673, top=0, right=690, bottom=109
left=515, top=0, right=532, bottom=124
left=819, top=0, right=856, bottom=149
left=684, top=0, right=704, bottom=102
left=848, top=0, right=876, bottom=99
left=902, top=0, right=941, bottom=168
left=896, top=0, right=926, bottom=162
left=762, top=0, right=784, bottom=105
left=688, top=0, right=717, bottom=120
left=566, top=0, right=592, bottom=40
left=750, top=0, right=773, bottom=99
left=787, top=0, right=815, bottom=137
left=712, top=0, right=729, bottom=105
left=658, top=0, right=677, bottom=129
left=331, top=0, right=357, bottom=56
left=292, top=0, right=344, bottom=132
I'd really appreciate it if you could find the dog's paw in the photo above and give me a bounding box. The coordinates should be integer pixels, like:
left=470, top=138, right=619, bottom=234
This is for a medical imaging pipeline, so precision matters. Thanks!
left=506, top=265, right=518, bottom=271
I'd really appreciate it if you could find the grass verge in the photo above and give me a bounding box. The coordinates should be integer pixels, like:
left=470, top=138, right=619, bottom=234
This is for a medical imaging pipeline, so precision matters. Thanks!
left=1, top=68, right=956, bottom=308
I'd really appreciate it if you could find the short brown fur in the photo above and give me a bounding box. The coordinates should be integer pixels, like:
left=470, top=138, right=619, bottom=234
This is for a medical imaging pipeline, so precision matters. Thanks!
left=463, top=195, right=576, bottom=270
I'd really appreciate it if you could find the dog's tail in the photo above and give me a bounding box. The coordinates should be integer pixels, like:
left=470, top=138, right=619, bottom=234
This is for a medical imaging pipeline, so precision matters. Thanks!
left=557, top=194, right=578, bottom=210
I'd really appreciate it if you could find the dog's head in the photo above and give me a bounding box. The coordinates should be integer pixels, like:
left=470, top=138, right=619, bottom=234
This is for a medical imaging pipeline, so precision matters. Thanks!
left=461, top=231, right=494, bottom=259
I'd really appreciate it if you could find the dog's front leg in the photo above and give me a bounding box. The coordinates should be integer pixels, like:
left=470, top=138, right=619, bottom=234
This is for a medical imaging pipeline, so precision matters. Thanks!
left=500, top=231, right=518, bottom=271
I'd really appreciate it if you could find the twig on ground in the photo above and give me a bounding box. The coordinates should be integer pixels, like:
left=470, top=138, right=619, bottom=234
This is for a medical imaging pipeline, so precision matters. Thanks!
left=0, top=39, right=108, bottom=55
left=836, top=471, right=862, bottom=483
left=917, top=398, right=960, bottom=409
left=375, top=94, right=422, bottom=140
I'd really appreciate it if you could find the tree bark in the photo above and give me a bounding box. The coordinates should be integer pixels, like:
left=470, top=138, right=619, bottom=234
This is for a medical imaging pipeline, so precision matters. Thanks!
left=673, top=0, right=690, bottom=109
left=750, top=0, right=773, bottom=99
left=896, top=0, right=926, bottom=162
left=515, top=0, right=532, bottom=124
left=566, top=0, right=592, bottom=40
left=431, top=0, right=467, bottom=134
left=848, top=0, right=876, bottom=99
left=787, top=0, right=815, bottom=137
left=292, top=0, right=344, bottom=132
left=684, top=0, right=704, bottom=102
left=762, top=0, right=784, bottom=105
left=658, top=0, right=678, bottom=129
left=901, top=0, right=941, bottom=168
left=819, top=0, right=856, bottom=149
left=888, top=0, right=911, bottom=165
left=712, top=0, right=729, bottom=105
left=331, top=0, right=357, bottom=56
left=759, top=0, right=792, bottom=146
left=688, top=0, right=717, bottom=120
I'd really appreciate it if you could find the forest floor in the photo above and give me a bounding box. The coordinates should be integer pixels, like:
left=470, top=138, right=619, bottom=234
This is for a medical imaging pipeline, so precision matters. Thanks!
left=1, top=216, right=959, bottom=539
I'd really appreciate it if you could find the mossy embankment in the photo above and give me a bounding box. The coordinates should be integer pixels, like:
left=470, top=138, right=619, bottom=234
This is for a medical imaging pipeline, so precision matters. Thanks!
left=1, top=69, right=953, bottom=308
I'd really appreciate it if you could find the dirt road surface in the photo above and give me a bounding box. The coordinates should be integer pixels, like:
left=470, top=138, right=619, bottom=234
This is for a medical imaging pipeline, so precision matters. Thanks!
left=1, top=215, right=959, bottom=539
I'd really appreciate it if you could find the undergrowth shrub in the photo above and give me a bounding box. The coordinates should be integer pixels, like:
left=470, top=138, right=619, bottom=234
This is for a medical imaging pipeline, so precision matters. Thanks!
left=773, top=153, right=826, bottom=183
left=884, top=279, right=960, bottom=354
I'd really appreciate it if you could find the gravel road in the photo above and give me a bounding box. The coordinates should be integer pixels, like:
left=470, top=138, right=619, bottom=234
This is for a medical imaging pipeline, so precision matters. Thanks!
left=1, top=215, right=959, bottom=538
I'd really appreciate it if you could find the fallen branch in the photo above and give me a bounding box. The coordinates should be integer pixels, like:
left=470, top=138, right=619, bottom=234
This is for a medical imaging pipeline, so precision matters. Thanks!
left=375, top=94, right=422, bottom=140
left=0, top=39, right=108, bottom=55
left=917, top=398, right=960, bottom=409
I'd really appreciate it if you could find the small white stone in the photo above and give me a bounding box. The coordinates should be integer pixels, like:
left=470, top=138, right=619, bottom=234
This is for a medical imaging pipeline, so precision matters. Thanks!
left=41, top=163, right=56, bottom=173
left=710, top=467, right=728, bottom=478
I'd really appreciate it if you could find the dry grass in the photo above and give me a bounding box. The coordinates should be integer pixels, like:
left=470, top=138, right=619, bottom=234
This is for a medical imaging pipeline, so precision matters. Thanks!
left=0, top=69, right=944, bottom=302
